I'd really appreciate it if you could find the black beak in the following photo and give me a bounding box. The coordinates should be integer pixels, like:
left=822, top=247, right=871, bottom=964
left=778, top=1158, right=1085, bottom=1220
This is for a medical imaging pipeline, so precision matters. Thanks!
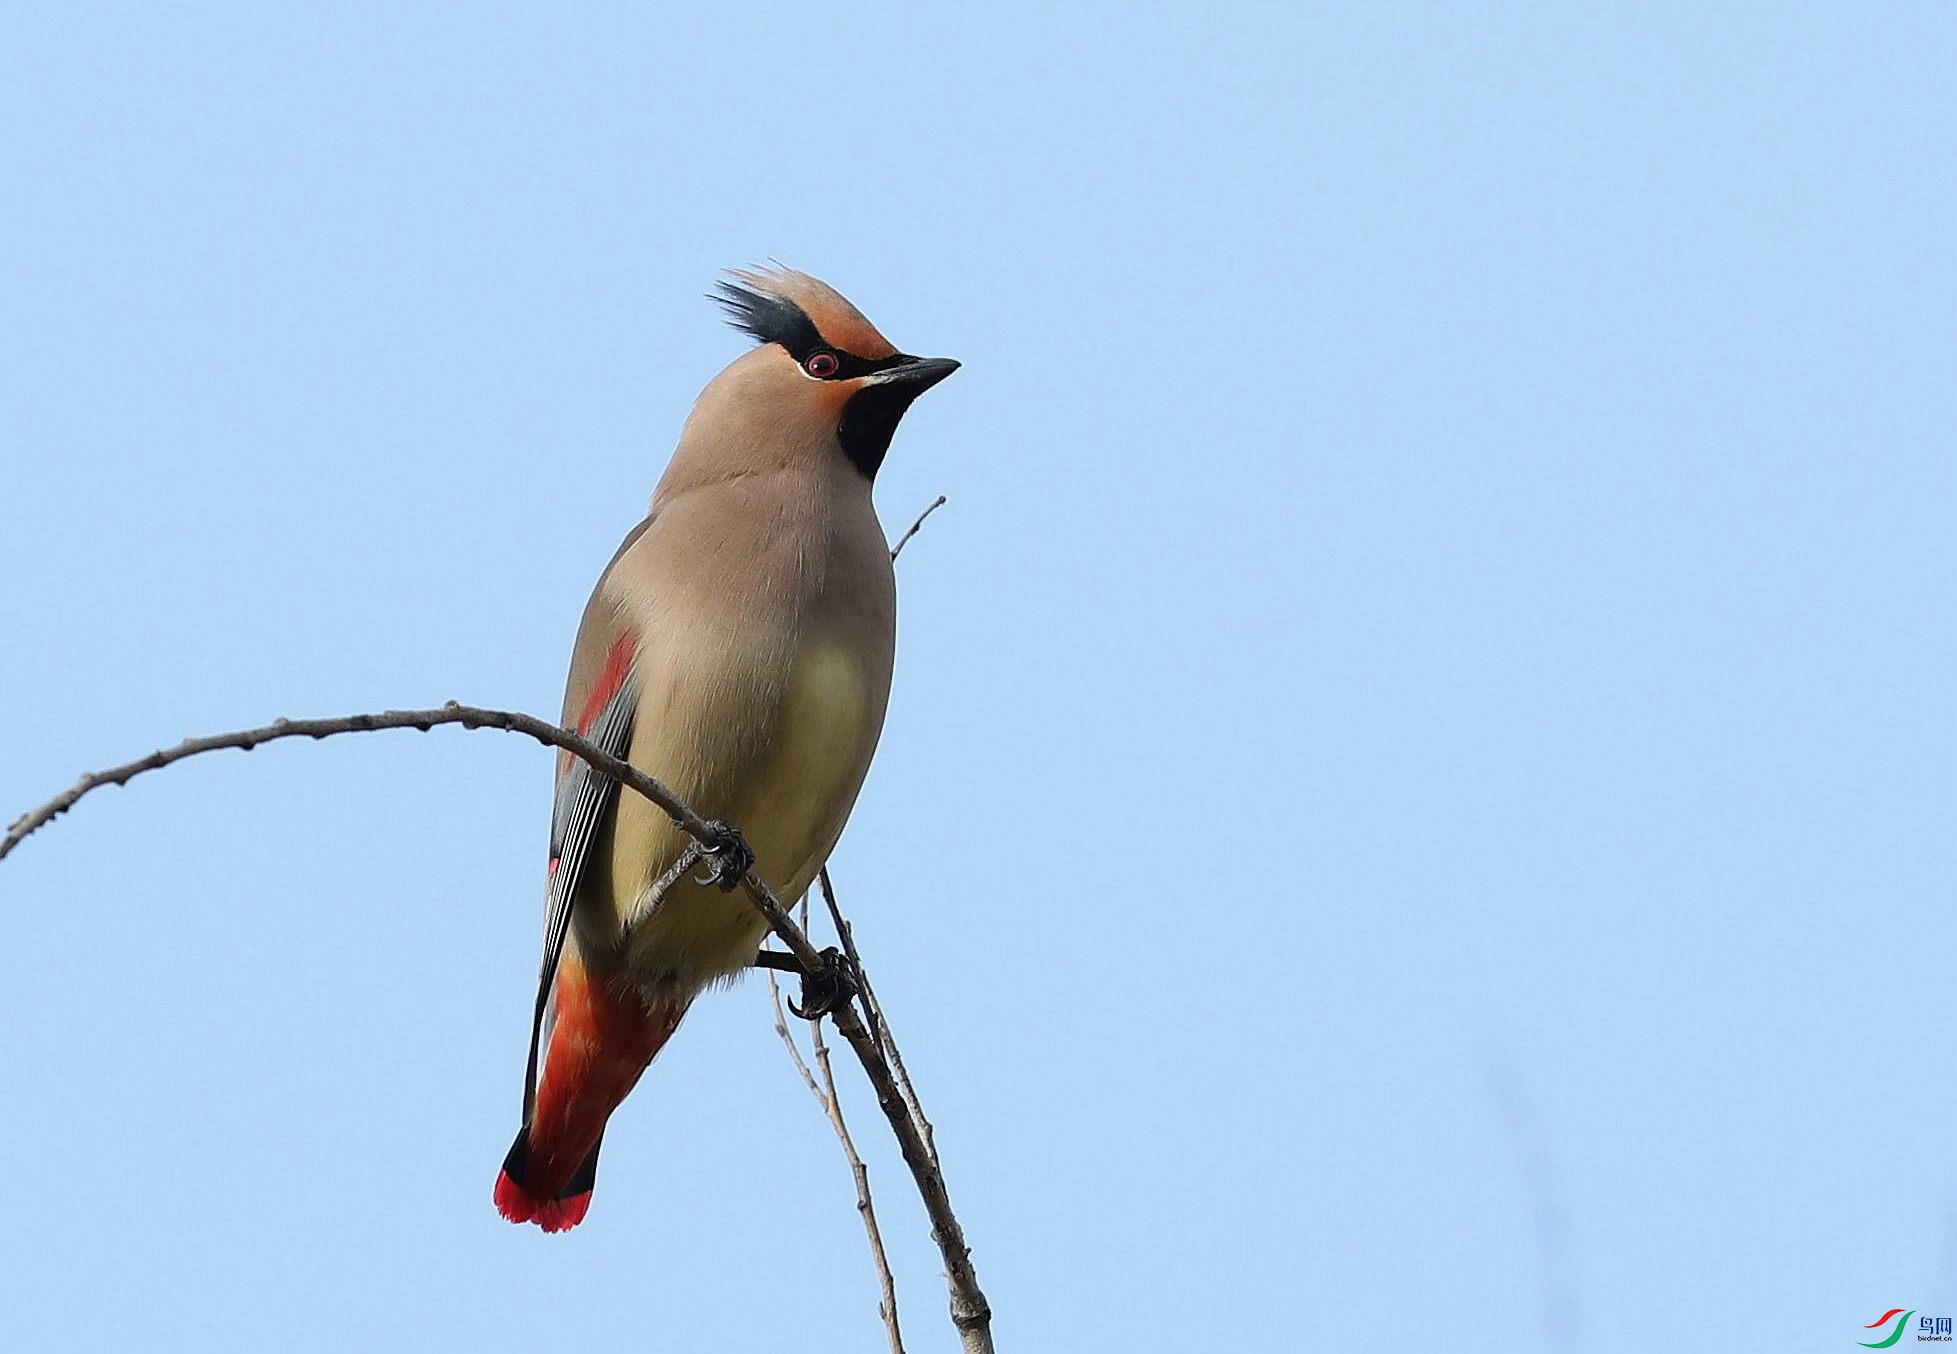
left=867, top=355, right=961, bottom=395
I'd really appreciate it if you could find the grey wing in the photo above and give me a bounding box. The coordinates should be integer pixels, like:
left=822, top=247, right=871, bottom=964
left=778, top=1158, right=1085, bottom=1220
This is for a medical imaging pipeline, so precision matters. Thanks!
left=520, top=679, right=637, bottom=1122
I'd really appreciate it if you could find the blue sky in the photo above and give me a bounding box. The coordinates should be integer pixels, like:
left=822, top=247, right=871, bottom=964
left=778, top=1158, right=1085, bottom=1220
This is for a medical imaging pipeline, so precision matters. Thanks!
left=2, top=5, right=1953, bottom=1351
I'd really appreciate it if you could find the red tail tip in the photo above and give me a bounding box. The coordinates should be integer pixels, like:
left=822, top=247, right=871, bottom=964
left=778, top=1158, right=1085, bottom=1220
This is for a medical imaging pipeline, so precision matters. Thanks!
left=494, top=1169, right=538, bottom=1224
left=496, top=1170, right=593, bottom=1232
left=535, top=1192, right=593, bottom=1232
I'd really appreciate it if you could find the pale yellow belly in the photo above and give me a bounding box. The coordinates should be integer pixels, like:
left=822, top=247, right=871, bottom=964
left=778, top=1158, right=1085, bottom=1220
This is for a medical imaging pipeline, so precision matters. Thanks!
left=585, top=638, right=881, bottom=997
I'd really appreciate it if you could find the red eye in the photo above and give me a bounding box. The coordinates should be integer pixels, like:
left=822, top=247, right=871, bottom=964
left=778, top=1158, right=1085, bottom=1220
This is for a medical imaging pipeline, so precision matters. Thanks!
left=805, top=351, right=840, bottom=378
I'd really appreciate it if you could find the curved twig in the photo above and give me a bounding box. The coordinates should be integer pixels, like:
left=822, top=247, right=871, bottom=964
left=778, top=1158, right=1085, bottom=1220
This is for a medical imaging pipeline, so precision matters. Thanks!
left=1, top=704, right=719, bottom=866
left=0, top=701, right=993, bottom=1353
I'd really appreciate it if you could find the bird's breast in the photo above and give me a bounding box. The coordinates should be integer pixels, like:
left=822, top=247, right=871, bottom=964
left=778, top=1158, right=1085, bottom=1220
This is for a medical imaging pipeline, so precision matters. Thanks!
left=736, top=637, right=880, bottom=852
left=604, top=624, right=892, bottom=993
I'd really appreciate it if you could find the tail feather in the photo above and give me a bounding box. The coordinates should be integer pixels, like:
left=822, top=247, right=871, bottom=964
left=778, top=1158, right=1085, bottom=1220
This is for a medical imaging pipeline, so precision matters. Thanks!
left=496, top=1130, right=603, bottom=1232
left=495, top=955, right=685, bottom=1232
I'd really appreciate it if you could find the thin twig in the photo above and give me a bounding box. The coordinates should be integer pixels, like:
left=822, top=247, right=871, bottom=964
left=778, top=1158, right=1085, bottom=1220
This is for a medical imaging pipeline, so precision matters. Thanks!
left=1, top=701, right=994, bottom=1353
left=827, top=996, right=991, bottom=1351
left=770, top=900, right=905, bottom=1354
left=811, top=998, right=905, bottom=1354
left=767, top=970, right=824, bottom=1103
left=820, top=867, right=885, bottom=1054
left=889, top=494, right=948, bottom=561
left=1, top=704, right=720, bottom=866
left=821, top=868, right=938, bottom=1165
left=740, top=882, right=993, bottom=1346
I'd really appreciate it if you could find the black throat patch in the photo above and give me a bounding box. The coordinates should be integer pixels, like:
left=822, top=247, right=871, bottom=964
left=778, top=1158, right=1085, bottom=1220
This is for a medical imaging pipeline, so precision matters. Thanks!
left=838, top=381, right=923, bottom=480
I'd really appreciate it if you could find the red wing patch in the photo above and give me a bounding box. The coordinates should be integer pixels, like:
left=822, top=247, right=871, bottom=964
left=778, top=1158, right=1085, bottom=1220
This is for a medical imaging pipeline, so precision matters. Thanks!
left=577, top=635, right=638, bottom=736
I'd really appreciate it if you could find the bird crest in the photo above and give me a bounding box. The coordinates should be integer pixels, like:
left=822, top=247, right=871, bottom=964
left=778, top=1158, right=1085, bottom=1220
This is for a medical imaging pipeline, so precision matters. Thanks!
left=711, top=265, right=896, bottom=361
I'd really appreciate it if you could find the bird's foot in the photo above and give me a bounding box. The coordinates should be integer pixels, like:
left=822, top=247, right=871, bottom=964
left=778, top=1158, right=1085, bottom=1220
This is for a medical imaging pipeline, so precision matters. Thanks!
left=692, top=821, right=754, bottom=892
left=789, top=946, right=860, bottom=1021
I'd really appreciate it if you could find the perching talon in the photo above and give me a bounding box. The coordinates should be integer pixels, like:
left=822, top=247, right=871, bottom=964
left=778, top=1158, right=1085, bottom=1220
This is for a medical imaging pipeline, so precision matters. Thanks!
left=789, top=946, right=859, bottom=1020
left=694, top=820, right=754, bottom=892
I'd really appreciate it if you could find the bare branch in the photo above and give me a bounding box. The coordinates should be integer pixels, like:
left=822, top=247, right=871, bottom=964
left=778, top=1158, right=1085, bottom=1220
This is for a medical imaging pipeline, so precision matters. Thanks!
left=770, top=900, right=906, bottom=1354
left=821, top=868, right=938, bottom=1165
left=888, top=494, right=948, bottom=562
left=1, top=703, right=721, bottom=866
left=1, top=700, right=994, bottom=1352
left=811, top=996, right=906, bottom=1354
left=767, top=968, right=825, bottom=1104
left=827, top=998, right=991, bottom=1351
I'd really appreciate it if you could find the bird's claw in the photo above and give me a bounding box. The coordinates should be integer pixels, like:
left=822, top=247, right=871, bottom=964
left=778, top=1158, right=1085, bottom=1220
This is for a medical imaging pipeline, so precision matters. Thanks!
left=692, top=821, right=754, bottom=892
left=788, top=946, right=859, bottom=1020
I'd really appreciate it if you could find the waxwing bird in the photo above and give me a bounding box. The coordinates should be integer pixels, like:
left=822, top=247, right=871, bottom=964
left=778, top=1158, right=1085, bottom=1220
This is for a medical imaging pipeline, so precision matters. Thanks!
left=494, top=268, right=958, bottom=1231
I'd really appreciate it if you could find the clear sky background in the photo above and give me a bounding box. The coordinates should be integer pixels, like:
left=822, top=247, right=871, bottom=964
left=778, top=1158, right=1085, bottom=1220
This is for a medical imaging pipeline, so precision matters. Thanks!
left=2, top=6, right=1952, bottom=1352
